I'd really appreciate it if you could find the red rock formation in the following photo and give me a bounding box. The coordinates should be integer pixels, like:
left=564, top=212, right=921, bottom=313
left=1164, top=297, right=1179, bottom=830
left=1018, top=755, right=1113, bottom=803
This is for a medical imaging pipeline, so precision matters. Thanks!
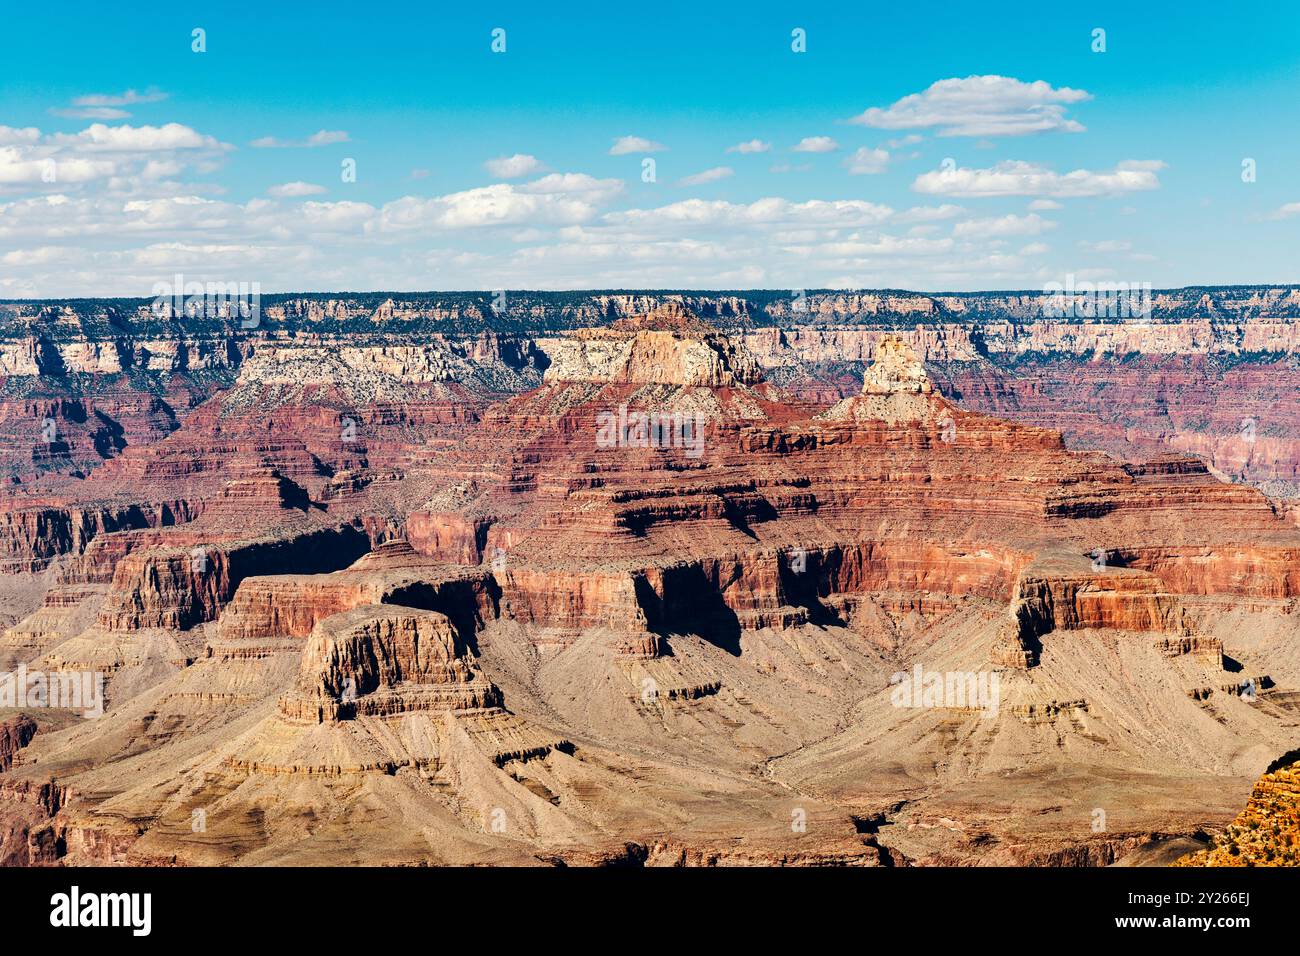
left=0, top=716, right=36, bottom=772
left=3, top=304, right=1300, bottom=867
left=279, top=605, right=502, bottom=722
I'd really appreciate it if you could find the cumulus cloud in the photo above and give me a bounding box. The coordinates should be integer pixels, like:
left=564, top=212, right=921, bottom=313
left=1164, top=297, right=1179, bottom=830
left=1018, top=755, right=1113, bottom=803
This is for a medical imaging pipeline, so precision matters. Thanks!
left=677, top=166, right=734, bottom=186
left=299, top=200, right=377, bottom=230
left=518, top=173, right=624, bottom=202
left=727, top=139, right=771, bottom=154
left=0, top=149, right=114, bottom=186
left=847, top=75, right=1091, bottom=137
left=0, top=127, right=41, bottom=146
left=0, top=103, right=1152, bottom=295
left=912, top=159, right=1165, bottom=197
left=1028, top=199, right=1063, bottom=211
left=250, top=129, right=350, bottom=148
left=378, top=173, right=623, bottom=232
left=845, top=147, right=889, bottom=174
left=50, top=123, right=227, bottom=152
left=0, top=123, right=233, bottom=194
left=953, top=213, right=1057, bottom=238
left=609, top=135, right=666, bottom=155
left=484, top=154, right=544, bottom=178
left=51, top=88, right=168, bottom=120
left=267, top=181, right=327, bottom=198
left=792, top=136, right=839, bottom=153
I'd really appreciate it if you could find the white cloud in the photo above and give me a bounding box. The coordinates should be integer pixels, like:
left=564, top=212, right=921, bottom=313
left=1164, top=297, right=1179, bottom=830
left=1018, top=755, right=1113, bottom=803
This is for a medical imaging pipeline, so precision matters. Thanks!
left=0, top=104, right=1169, bottom=296
left=896, top=204, right=965, bottom=222
left=51, top=123, right=227, bottom=152
left=299, top=200, right=377, bottom=230
left=1266, top=202, right=1300, bottom=220
left=845, top=147, right=889, bottom=174
left=485, top=154, right=544, bottom=178
left=268, top=181, right=327, bottom=198
left=787, top=235, right=954, bottom=258
left=1019, top=242, right=1049, bottom=255
left=250, top=129, right=350, bottom=148
left=51, top=88, right=168, bottom=120
left=609, top=135, right=666, bottom=155
left=141, top=159, right=184, bottom=181
left=677, top=166, right=734, bottom=186
left=519, top=173, right=624, bottom=202
left=1078, top=239, right=1132, bottom=252
left=73, top=89, right=169, bottom=108
left=1, top=245, right=86, bottom=266
left=51, top=107, right=130, bottom=120
left=847, top=75, right=1092, bottom=137
left=792, top=136, right=839, bottom=153
left=953, top=213, right=1057, bottom=238
left=913, top=159, right=1164, bottom=197
left=727, top=139, right=771, bottom=154
left=885, top=134, right=923, bottom=149
left=378, top=173, right=623, bottom=232
left=605, top=197, right=893, bottom=230
left=0, top=127, right=41, bottom=146
left=0, top=123, right=234, bottom=196
left=0, top=149, right=114, bottom=186
left=1028, top=199, right=1063, bottom=211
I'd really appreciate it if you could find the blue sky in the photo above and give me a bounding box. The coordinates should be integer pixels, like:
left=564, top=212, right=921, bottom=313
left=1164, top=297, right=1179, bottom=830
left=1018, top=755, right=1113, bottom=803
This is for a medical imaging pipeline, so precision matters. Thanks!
left=2, top=0, right=1299, bottom=295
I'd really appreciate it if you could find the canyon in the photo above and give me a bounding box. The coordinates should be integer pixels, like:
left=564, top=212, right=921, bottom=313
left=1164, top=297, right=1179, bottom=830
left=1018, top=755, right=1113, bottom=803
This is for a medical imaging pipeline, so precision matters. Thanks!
left=0, top=289, right=1297, bottom=866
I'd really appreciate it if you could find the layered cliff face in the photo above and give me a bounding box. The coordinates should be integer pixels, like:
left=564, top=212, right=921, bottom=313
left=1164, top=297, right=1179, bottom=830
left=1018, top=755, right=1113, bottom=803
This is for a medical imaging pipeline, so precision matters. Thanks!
left=542, top=302, right=763, bottom=388
left=4, top=289, right=1300, bottom=501
left=1, top=301, right=1299, bottom=867
left=0, top=716, right=36, bottom=773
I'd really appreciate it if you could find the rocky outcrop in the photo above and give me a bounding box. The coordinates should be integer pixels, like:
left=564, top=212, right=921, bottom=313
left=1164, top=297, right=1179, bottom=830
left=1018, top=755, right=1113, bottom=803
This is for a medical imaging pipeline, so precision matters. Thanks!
left=819, top=336, right=948, bottom=425
left=1177, top=755, right=1300, bottom=866
left=0, top=716, right=36, bottom=772
left=279, top=605, right=502, bottom=722
left=212, top=542, right=498, bottom=646
left=992, top=559, right=1184, bottom=669
left=0, top=501, right=179, bottom=573
left=97, top=524, right=370, bottom=631
left=542, top=302, right=762, bottom=387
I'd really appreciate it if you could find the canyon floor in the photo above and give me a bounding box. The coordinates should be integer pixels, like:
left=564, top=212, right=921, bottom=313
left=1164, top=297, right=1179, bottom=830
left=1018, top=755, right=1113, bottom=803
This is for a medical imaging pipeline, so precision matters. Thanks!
left=0, top=293, right=1297, bottom=866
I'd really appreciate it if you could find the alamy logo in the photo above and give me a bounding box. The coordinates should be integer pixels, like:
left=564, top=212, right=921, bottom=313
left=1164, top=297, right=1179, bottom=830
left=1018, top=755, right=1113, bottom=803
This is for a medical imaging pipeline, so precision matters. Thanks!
left=150, top=273, right=261, bottom=328
left=1042, top=275, right=1152, bottom=320
left=890, top=664, right=1000, bottom=718
left=936, top=411, right=957, bottom=443
left=50, top=886, right=151, bottom=936
left=596, top=404, right=705, bottom=458
left=0, top=665, right=105, bottom=718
